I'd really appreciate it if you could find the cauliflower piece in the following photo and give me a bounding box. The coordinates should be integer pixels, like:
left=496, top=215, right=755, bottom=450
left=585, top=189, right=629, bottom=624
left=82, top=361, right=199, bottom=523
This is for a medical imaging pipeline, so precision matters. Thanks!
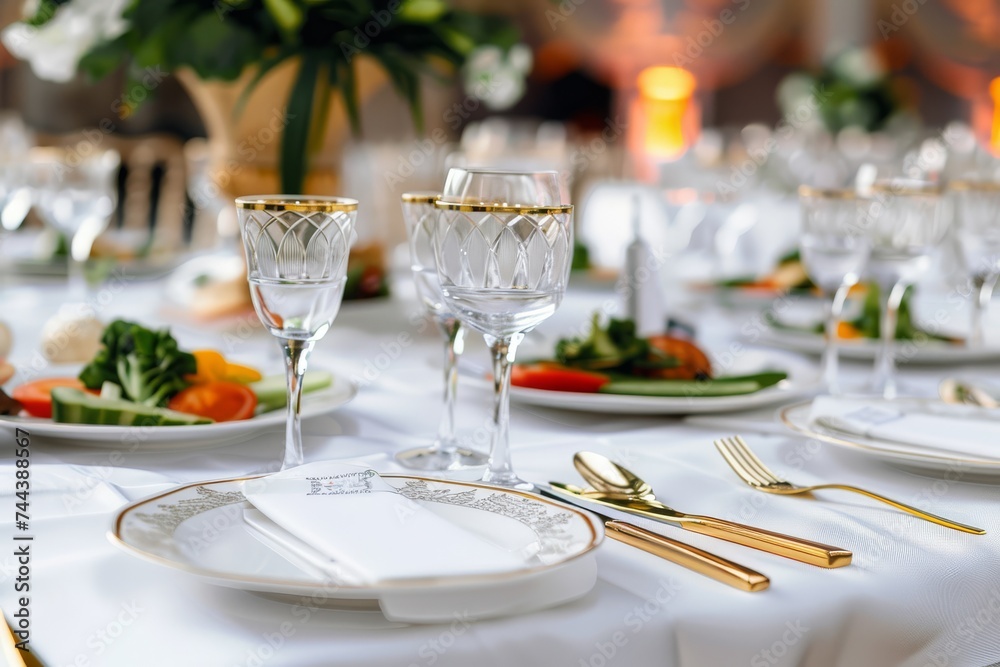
left=0, top=321, right=11, bottom=359
left=41, top=306, right=104, bottom=363
left=0, top=361, right=13, bottom=386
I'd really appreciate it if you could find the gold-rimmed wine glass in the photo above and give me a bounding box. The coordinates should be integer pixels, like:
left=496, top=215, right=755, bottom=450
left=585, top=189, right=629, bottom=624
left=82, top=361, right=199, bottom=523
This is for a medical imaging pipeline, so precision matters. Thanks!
left=431, top=169, right=573, bottom=489
left=235, top=195, right=357, bottom=470
left=28, top=146, right=120, bottom=301
left=397, top=192, right=487, bottom=470
left=798, top=186, right=871, bottom=394
left=949, top=179, right=1000, bottom=347
left=864, top=180, right=948, bottom=399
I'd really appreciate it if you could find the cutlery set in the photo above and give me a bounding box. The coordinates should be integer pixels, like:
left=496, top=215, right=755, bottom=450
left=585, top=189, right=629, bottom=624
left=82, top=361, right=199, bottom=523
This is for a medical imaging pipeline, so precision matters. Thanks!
left=544, top=441, right=985, bottom=592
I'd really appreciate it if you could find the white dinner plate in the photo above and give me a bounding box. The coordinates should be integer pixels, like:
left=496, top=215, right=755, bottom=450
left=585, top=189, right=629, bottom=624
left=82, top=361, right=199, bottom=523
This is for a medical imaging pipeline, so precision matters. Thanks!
left=109, top=474, right=602, bottom=623
left=491, top=348, right=821, bottom=415
left=760, top=326, right=1000, bottom=364
left=0, top=372, right=357, bottom=450
left=779, top=399, right=1000, bottom=479
left=6, top=230, right=183, bottom=279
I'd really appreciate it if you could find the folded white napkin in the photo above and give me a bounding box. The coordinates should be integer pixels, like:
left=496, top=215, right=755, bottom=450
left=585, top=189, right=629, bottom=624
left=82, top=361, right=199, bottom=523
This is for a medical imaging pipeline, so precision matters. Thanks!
left=241, top=462, right=527, bottom=584
left=809, top=396, right=1000, bottom=461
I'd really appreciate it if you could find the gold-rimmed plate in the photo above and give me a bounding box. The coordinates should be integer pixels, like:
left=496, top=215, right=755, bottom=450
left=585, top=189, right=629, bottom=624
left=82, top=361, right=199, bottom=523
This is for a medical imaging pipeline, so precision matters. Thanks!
left=108, top=474, right=602, bottom=623
left=779, top=399, right=1000, bottom=479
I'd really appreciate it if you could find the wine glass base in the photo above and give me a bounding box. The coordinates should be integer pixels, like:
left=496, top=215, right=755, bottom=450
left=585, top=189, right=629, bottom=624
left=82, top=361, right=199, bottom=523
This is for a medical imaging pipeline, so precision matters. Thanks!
left=480, top=470, right=535, bottom=491
left=840, top=378, right=935, bottom=400
left=394, top=446, right=488, bottom=471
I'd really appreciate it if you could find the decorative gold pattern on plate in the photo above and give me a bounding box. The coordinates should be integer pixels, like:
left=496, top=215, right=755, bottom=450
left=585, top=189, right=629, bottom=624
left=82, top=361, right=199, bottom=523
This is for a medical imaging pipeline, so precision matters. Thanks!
left=111, top=474, right=600, bottom=592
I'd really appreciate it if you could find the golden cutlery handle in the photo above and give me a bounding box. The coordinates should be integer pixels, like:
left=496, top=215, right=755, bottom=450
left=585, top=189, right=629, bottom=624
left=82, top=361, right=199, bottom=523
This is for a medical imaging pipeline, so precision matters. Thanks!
left=810, top=484, right=986, bottom=535
left=682, top=517, right=852, bottom=568
left=605, top=521, right=770, bottom=592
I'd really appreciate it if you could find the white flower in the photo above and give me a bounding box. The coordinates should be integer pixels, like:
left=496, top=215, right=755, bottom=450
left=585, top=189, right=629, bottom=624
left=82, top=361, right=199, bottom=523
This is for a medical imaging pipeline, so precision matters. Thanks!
left=507, top=44, right=532, bottom=74
left=1, top=0, right=131, bottom=83
left=463, top=44, right=532, bottom=111
left=832, top=48, right=885, bottom=87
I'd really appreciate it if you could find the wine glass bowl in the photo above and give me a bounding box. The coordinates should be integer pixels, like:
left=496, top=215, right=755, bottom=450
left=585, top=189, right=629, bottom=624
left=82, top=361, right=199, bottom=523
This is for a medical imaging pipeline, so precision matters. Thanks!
left=865, top=180, right=947, bottom=288
left=402, top=192, right=449, bottom=317
left=798, top=186, right=871, bottom=393
left=433, top=169, right=573, bottom=488
left=236, top=195, right=357, bottom=470
left=441, top=168, right=564, bottom=207
left=433, top=201, right=571, bottom=337
left=27, top=146, right=120, bottom=299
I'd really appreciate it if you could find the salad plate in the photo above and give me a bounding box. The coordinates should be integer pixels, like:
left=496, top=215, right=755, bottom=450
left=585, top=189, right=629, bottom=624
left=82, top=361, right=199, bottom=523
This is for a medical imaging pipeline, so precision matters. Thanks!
left=0, top=371, right=356, bottom=450
left=759, top=326, right=1000, bottom=364
left=109, top=473, right=602, bottom=622
left=780, top=399, right=1000, bottom=479
left=498, top=348, right=820, bottom=415
left=759, top=286, right=1000, bottom=364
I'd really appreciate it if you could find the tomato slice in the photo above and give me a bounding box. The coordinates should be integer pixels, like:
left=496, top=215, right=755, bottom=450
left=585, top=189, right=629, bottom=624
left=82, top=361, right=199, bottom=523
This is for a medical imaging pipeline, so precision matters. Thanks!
left=12, top=378, right=87, bottom=419
left=511, top=364, right=610, bottom=393
left=167, top=381, right=258, bottom=422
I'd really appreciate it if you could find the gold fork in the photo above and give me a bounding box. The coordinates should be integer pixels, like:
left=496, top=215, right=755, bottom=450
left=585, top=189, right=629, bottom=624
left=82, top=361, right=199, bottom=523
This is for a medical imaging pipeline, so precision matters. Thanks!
left=713, top=435, right=986, bottom=535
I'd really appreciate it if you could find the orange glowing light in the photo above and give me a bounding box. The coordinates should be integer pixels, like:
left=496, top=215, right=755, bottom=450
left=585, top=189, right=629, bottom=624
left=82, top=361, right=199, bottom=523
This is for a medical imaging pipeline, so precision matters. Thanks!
left=991, top=77, right=1000, bottom=155
left=637, top=66, right=697, bottom=159
left=637, top=66, right=696, bottom=102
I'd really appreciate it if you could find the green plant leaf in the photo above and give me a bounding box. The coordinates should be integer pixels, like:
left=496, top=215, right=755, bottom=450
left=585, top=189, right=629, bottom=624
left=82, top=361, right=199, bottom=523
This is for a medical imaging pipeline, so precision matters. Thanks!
left=309, top=62, right=334, bottom=158
left=373, top=48, right=423, bottom=133
left=78, top=36, right=130, bottom=80
left=264, top=0, right=304, bottom=37
left=337, top=60, right=360, bottom=135
left=173, top=13, right=260, bottom=81
left=399, top=0, right=447, bottom=23
left=280, top=52, right=321, bottom=193
left=233, top=49, right=292, bottom=121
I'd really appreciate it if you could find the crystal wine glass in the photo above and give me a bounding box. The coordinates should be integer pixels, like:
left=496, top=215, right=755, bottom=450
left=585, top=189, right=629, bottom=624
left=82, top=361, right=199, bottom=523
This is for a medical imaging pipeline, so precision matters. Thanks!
left=864, top=180, right=948, bottom=399
left=396, top=192, right=488, bottom=470
left=0, top=114, right=33, bottom=234
left=798, top=187, right=871, bottom=394
left=28, top=146, right=120, bottom=301
left=949, top=179, right=1000, bottom=347
left=432, top=169, right=573, bottom=489
left=236, top=195, right=357, bottom=470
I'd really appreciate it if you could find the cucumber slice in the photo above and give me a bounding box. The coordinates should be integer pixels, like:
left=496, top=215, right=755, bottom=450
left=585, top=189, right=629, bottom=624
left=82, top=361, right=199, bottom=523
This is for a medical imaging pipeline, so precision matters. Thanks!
left=251, top=371, right=334, bottom=413
left=599, top=380, right=762, bottom=397
left=597, top=371, right=787, bottom=397
left=709, top=372, right=788, bottom=387
left=51, top=387, right=213, bottom=426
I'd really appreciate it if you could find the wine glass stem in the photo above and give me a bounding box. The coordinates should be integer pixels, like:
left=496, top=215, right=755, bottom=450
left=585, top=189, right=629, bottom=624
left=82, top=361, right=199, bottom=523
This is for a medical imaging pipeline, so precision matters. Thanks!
left=971, top=273, right=997, bottom=347
left=873, top=282, right=907, bottom=400
left=281, top=338, right=315, bottom=470
left=436, top=318, right=464, bottom=450
left=483, top=333, right=524, bottom=485
left=68, top=233, right=89, bottom=302
left=821, top=283, right=851, bottom=394
left=68, top=222, right=103, bottom=302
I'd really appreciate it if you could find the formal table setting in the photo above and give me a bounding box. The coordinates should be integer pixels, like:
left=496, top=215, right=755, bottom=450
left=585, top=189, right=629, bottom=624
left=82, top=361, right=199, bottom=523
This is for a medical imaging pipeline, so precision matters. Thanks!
left=1, top=164, right=1000, bottom=665
left=2, top=1, right=1000, bottom=664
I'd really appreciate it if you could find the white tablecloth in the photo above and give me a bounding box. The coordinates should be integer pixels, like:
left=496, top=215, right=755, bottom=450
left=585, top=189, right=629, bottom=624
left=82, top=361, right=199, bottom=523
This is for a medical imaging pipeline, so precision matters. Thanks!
left=1, top=271, right=999, bottom=667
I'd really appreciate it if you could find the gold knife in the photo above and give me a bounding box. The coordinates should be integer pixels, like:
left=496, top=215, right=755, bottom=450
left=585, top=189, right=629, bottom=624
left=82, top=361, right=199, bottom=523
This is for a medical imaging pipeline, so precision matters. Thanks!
left=0, top=608, right=27, bottom=667
left=539, top=487, right=770, bottom=592
left=552, top=483, right=852, bottom=569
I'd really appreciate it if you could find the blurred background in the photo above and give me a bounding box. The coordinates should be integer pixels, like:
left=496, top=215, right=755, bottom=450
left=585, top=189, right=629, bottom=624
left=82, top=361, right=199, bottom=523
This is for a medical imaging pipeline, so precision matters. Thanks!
left=1, top=0, right=1000, bottom=306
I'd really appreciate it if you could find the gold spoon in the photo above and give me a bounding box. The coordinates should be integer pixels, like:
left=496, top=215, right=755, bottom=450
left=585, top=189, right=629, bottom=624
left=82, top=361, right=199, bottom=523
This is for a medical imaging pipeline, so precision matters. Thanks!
left=572, top=452, right=852, bottom=568
left=939, top=379, right=999, bottom=409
